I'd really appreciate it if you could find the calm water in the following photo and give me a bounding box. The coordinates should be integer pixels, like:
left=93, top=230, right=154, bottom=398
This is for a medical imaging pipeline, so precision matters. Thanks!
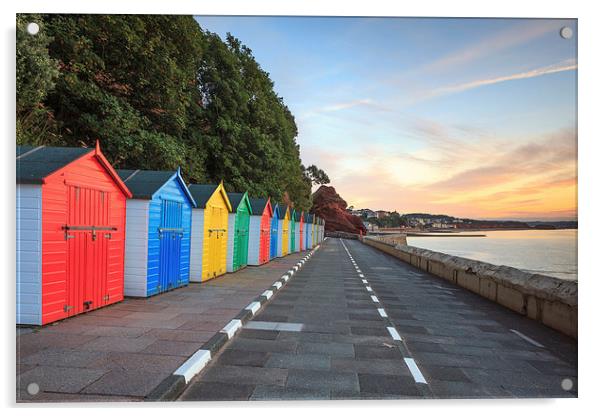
left=407, top=229, right=577, bottom=280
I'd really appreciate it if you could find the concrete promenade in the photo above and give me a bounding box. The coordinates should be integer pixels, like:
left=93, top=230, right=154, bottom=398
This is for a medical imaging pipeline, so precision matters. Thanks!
left=180, top=238, right=577, bottom=400
left=16, top=252, right=306, bottom=402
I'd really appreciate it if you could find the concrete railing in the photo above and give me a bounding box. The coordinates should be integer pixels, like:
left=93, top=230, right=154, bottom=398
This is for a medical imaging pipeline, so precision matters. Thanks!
left=361, top=236, right=577, bottom=339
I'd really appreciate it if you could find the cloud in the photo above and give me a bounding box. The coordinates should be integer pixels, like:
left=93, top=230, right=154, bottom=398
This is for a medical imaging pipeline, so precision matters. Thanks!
left=423, top=59, right=577, bottom=100
left=422, top=20, right=563, bottom=74
left=321, top=98, right=375, bottom=112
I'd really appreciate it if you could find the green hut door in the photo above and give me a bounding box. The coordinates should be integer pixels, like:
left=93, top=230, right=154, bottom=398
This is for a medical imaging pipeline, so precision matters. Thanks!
left=290, top=215, right=296, bottom=252
left=233, top=204, right=250, bottom=271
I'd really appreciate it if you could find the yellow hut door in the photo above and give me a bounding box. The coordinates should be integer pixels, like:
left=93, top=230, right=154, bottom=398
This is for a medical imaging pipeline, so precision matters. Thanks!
left=215, top=205, right=227, bottom=276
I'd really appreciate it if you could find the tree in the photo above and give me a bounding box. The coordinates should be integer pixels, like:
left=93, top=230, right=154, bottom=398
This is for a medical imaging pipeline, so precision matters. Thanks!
left=16, top=14, right=316, bottom=210
left=16, top=14, right=59, bottom=145
left=304, top=164, right=330, bottom=185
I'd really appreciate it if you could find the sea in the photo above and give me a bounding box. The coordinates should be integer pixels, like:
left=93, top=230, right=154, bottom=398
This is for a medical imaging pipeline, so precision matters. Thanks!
left=406, top=229, right=577, bottom=280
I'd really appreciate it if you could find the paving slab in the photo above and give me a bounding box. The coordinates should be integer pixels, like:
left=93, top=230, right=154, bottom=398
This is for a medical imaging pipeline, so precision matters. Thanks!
left=16, top=252, right=305, bottom=402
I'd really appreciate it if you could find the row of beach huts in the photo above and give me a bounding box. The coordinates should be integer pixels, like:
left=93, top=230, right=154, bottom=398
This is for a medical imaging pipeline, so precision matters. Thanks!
left=16, top=143, right=325, bottom=326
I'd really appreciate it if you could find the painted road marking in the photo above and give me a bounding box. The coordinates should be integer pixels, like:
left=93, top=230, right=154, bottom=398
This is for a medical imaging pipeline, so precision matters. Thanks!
left=362, top=279, right=368, bottom=284
left=404, top=358, right=428, bottom=384
left=387, top=326, right=402, bottom=340
left=366, top=286, right=373, bottom=292
left=245, top=321, right=304, bottom=332
left=377, top=308, right=388, bottom=318
left=221, top=319, right=243, bottom=339
left=262, top=290, right=273, bottom=300
left=510, top=329, right=545, bottom=348
left=273, top=281, right=282, bottom=290
left=371, top=295, right=379, bottom=303
left=245, top=301, right=261, bottom=315
left=282, top=274, right=290, bottom=282
left=359, top=273, right=365, bottom=278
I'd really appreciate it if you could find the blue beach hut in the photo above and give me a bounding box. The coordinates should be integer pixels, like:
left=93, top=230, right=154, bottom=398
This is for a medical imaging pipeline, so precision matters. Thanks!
left=270, top=203, right=281, bottom=259
left=118, top=168, right=195, bottom=297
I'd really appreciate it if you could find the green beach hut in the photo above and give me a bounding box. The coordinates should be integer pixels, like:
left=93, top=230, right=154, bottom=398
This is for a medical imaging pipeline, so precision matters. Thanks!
left=226, top=191, right=252, bottom=273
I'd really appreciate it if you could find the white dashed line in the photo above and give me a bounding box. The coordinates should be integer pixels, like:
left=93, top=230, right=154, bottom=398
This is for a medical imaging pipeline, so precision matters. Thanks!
left=273, top=281, right=282, bottom=290
left=387, top=326, right=402, bottom=341
left=404, top=358, right=428, bottom=384
left=358, top=273, right=364, bottom=278
left=371, top=295, right=379, bottom=303
left=361, top=279, right=368, bottom=284
left=510, top=329, right=545, bottom=348
left=262, top=290, right=273, bottom=300
left=377, top=308, right=388, bottom=318
left=366, top=286, right=373, bottom=292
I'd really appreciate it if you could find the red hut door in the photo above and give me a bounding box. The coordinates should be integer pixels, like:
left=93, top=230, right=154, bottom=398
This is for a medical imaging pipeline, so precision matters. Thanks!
left=259, top=213, right=270, bottom=263
left=64, top=185, right=113, bottom=317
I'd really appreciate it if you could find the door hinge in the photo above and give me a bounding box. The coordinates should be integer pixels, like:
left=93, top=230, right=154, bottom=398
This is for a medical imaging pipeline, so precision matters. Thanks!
left=103, top=294, right=110, bottom=301
left=83, top=300, right=93, bottom=310
left=104, top=233, right=112, bottom=239
left=63, top=305, right=73, bottom=312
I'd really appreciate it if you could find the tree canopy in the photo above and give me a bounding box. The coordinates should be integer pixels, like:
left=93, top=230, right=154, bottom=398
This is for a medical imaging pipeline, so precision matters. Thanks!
left=16, top=14, right=322, bottom=210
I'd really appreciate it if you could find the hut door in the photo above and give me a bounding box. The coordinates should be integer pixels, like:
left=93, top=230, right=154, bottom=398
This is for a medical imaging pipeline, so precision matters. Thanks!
left=232, top=214, right=241, bottom=271
left=270, top=217, right=278, bottom=259
left=65, top=185, right=112, bottom=317
left=159, top=200, right=183, bottom=292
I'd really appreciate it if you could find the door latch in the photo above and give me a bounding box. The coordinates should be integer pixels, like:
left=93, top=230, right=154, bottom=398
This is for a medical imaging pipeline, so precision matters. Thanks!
left=83, top=300, right=93, bottom=310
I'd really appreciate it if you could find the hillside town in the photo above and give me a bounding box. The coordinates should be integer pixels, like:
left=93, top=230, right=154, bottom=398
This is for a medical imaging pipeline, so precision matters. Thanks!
left=348, top=208, right=577, bottom=232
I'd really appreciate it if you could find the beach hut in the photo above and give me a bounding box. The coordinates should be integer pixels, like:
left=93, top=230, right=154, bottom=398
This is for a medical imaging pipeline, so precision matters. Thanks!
left=292, top=210, right=302, bottom=252
left=248, top=197, right=273, bottom=265
left=117, top=168, right=195, bottom=297
left=298, top=211, right=305, bottom=251
left=188, top=183, right=232, bottom=282
left=269, top=203, right=280, bottom=259
left=305, top=213, right=314, bottom=249
left=289, top=208, right=297, bottom=253
left=226, top=192, right=252, bottom=273
left=16, top=143, right=131, bottom=325
left=278, top=205, right=291, bottom=257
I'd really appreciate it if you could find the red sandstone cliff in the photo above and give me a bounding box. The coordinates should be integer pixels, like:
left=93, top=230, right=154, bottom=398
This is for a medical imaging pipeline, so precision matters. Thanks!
left=310, top=185, right=367, bottom=235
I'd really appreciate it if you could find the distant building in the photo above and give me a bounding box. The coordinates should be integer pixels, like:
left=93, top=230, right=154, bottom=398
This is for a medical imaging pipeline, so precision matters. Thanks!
left=351, top=208, right=376, bottom=218
left=375, top=210, right=389, bottom=219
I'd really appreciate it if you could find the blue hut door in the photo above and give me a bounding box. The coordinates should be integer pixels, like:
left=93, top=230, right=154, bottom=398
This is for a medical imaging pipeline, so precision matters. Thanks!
left=270, top=215, right=278, bottom=259
left=159, top=199, right=183, bottom=292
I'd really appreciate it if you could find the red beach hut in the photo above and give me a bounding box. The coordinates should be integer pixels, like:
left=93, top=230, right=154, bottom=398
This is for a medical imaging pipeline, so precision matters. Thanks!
left=247, top=197, right=273, bottom=265
left=16, top=143, right=131, bottom=325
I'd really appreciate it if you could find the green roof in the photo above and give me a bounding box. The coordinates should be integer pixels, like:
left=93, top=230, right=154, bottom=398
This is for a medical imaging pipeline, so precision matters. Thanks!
left=117, top=169, right=176, bottom=199
left=16, top=145, right=94, bottom=184
left=227, top=192, right=252, bottom=214
left=188, top=184, right=219, bottom=208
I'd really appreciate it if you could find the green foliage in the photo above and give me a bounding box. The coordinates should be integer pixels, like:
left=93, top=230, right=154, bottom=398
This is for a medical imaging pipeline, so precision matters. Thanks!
left=304, top=164, right=330, bottom=185
left=16, top=15, right=60, bottom=145
left=16, top=14, right=322, bottom=210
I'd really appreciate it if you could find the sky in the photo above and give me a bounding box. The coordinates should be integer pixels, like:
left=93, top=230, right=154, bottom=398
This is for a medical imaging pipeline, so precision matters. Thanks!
left=194, top=16, right=577, bottom=221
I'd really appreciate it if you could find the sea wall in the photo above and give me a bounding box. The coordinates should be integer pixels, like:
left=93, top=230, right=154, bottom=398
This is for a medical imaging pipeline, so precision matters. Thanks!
left=362, top=236, right=577, bottom=339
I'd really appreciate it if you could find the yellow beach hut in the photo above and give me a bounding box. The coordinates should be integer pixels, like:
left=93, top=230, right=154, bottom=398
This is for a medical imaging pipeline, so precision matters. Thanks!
left=188, top=182, right=232, bottom=282
left=277, top=205, right=290, bottom=257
